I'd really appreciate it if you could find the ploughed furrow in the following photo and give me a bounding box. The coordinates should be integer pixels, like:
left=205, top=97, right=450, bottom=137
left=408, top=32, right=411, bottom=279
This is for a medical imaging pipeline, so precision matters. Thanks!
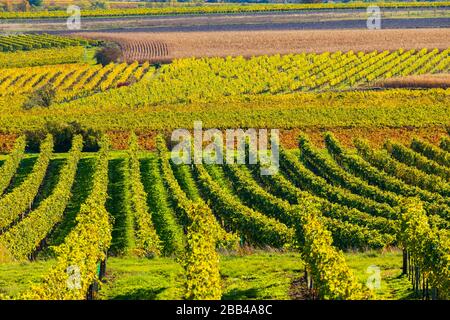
left=122, top=40, right=169, bottom=63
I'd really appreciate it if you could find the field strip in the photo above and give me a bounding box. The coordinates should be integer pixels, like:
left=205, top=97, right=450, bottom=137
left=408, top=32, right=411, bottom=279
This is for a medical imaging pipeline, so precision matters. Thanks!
left=76, top=28, right=450, bottom=62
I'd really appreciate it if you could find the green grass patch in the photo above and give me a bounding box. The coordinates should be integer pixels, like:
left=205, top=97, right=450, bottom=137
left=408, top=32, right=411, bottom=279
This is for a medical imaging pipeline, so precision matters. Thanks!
left=0, top=250, right=415, bottom=300
left=0, top=259, right=55, bottom=298
left=100, top=250, right=413, bottom=300
left=141, top=156, right=185, bottom=256
left=220, top=251, right=303, bottom=300
left=107, top=158, right=135, bottom=256
left=345, top=249, right=414, bottom=300
left=99, top=256, right=185, bottom=300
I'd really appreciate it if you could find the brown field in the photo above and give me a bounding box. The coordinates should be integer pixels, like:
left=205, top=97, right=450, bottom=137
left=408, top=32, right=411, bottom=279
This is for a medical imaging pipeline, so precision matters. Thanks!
left=114, top=127, right=449, bottom=151
left=0, top=127, right=447, bottom=153
left=373, top=74, right=450, bottom=88
left=98, top=127, right=450, bottom=151
left=77, top=28, right=450, bottom=62
left=280, top=127, right=450, bottom=149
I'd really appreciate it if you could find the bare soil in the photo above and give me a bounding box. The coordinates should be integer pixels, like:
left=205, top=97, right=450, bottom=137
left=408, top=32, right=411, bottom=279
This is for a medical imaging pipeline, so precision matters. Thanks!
left=2, top=8, right=448, bottom=33
left=289, top=275, right=317, bottom=300
left=76, top=28, right=450, bottom=63
left=373, top=74, right=450, bottom=89
left=0, top=127, right=447, bottom=153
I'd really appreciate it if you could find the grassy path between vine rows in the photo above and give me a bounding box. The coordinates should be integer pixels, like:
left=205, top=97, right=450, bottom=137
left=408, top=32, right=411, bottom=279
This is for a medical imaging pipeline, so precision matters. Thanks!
left=34, top=156, right=96, bottom=261
left=0, top=250, right=412, bottom=300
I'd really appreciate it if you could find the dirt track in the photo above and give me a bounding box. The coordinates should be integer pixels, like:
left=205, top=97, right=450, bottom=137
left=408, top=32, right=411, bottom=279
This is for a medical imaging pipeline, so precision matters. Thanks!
left=1, top=8, right=449, bottom=32
left=76, top=28, right=450, bottom=62
left=68, top=17, right=450, bottom=33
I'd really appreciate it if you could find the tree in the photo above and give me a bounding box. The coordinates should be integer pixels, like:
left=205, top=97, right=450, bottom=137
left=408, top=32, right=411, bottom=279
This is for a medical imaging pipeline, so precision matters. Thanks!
left=22, top=84, right=56, bottom=110
left=94, top=43, right=123, bottom=66
left=25, top=121, right=102, bottom=152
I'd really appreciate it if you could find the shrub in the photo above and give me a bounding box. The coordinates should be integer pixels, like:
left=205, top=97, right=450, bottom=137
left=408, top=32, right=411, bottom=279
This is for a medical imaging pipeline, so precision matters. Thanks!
left=25, top=121, right=102, bottom=152
left=90, top=0, right=109, bottom=10
left=94, top=43, right=123, bottom=66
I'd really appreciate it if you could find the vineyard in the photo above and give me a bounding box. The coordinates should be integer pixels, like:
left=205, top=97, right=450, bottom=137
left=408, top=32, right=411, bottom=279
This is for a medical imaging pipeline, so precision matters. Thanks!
left=1, top=47, right=445, bottom=106
left=0, top=1, right=449, bottom=19
left=1, top=48, right=448, bottom=99
left=115, top=48, right=449, bottom=103
left=0, top=46, right=88, bottom=68
left=0, top=15, right=449, bottom=301
left=0, top=62, right=154, bottom=97
left=0, top=132, right=448, bottom=300
left=0, top=34, right=99, bottom=52
left=0, top=45, right=448, bottom=151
